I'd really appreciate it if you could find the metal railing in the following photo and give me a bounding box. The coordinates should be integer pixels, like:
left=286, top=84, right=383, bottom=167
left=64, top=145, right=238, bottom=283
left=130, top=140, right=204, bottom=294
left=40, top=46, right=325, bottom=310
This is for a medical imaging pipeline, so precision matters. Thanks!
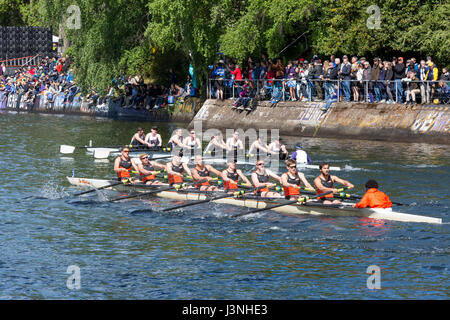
left=208, top=78, right=449, bottom=104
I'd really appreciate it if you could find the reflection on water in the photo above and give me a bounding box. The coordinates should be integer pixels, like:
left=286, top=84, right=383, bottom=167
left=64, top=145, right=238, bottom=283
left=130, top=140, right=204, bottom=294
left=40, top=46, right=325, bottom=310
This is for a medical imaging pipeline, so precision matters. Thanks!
left=0, top=112, right=449, bottom=299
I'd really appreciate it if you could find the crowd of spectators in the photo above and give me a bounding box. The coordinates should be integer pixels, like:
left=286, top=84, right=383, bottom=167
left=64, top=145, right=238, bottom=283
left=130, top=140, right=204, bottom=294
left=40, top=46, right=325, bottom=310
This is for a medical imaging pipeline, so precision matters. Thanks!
left=210, top=54, right=450, bottom=106
left=0, top=55, right=199, bottom=112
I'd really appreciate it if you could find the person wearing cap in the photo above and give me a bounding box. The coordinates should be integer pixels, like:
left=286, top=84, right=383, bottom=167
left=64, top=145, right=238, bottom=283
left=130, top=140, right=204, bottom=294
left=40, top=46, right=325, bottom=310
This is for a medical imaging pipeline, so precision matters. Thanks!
left=353, top=180, right=392, bottom=208
left=290, top=143, right=312, bottom=164
left=145, top=126, right=162, bottom=149
left=393, top=57, right=405, bottom=103
left=137, top=153, right=166, bottom=185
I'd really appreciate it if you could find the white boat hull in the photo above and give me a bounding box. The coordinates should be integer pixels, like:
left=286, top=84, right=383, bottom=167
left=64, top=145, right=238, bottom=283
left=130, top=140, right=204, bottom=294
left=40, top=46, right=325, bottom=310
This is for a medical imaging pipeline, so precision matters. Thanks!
left=66, top=177, right=442, bottom=224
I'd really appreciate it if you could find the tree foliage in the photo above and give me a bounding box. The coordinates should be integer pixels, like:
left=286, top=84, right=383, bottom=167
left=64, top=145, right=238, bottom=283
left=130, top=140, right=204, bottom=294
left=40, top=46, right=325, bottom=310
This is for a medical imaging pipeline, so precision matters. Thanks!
left=8, top=0, right=448, bottom=93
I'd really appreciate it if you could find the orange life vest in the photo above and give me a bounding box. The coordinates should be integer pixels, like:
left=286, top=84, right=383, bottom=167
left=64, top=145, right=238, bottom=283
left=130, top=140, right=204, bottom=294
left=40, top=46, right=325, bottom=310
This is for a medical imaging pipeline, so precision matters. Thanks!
left=254, top=170, right=269, bottom=193
left=117, top=157, right=132, bottom=179
left=193, top=166, right=210, bottom=188
left=224, top=170, right=239, bottom=190
left=316, top=175, right=334, bottom=199
left=141, top=163, right=155, bottom=182
left=283, top=172, right=301, bottom=198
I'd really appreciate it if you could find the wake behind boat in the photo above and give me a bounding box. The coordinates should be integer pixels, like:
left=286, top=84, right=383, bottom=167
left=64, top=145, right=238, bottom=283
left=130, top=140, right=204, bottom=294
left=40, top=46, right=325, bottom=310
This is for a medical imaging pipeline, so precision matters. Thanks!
left=67, top=176, right=442, bottom=224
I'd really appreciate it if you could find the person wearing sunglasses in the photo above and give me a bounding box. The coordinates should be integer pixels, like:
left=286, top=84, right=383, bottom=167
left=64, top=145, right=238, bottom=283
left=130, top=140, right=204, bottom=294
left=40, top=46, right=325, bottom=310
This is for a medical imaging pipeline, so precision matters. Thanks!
left=281, top=159, right=314, bottom=200
left=251, top=161, right=282, bottom=198
left=314, top=162, right=354, bottom=204
left=114, top=146, right=140, bottom=182
left=225, top=131, right=244, bottom=160
left=191, top=155, right=223, bottom=191
left=137, top=153, right=167, bottom=185
left=221, top=159, right=251, bottom=193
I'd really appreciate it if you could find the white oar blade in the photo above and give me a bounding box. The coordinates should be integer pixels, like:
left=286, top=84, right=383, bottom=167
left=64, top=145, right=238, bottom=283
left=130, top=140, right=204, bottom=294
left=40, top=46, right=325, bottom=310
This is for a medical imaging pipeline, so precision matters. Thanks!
left=60, top=145, right=76, bottom=154
left=94, top=148, right=112, bottom=159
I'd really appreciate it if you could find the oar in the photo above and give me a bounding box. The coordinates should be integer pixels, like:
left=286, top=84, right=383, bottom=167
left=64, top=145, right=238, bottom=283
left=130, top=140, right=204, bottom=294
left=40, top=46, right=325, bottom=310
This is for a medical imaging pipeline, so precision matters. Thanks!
left=74, top=171, right=162, bottom=196
left=232, top=189, right=335, bottom=218
left=109, top=179, right=209, bottom=202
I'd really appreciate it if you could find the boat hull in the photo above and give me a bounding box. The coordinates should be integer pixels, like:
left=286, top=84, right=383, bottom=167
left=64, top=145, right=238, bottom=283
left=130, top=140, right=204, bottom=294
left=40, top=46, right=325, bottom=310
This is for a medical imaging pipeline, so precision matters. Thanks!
left=66, top=177, right=442, bottom=224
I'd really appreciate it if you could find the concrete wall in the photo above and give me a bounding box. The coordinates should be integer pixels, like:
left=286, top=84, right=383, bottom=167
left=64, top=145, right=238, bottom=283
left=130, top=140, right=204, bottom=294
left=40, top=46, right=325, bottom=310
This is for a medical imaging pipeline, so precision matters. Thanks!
left=190, top=99, right=450, bottom=144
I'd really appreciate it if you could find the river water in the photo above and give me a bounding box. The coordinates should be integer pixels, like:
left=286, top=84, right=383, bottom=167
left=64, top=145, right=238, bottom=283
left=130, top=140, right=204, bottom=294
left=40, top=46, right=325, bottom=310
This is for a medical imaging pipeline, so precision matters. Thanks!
left=0, top=111, right=448, bottom=299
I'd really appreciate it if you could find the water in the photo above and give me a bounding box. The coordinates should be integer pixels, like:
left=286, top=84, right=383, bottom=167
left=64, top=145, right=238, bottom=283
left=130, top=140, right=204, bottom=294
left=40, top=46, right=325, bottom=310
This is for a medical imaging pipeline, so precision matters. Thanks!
left=0, top=111, right=449, bottom=299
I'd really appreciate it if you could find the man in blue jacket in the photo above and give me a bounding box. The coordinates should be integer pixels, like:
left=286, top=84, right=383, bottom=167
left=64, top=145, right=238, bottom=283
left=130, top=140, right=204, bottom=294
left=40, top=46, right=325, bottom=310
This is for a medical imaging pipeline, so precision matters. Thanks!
left=339, top=55, right=352, bottom=102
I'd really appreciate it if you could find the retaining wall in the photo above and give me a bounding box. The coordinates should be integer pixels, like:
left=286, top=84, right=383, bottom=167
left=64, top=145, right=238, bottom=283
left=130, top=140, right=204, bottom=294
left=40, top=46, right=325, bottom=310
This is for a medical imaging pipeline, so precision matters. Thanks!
left=190, top=99, right=450, bottom=144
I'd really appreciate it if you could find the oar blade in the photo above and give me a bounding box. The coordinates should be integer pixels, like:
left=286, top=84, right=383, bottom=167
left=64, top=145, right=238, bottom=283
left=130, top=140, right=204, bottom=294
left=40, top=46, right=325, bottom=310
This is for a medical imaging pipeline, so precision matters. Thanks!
left=94, top=148, right=112, bottom=159
left=60, top=145, right=76, bottom=154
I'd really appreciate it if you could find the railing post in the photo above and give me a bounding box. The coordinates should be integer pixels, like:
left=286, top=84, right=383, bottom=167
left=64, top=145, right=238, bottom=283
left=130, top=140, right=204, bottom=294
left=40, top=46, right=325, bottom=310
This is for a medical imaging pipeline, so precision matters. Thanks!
left=282, top=80, right=285, bottom=101
left=426, top=81, right=429, bottom=104
left=337, top=80, right=340, bottom=102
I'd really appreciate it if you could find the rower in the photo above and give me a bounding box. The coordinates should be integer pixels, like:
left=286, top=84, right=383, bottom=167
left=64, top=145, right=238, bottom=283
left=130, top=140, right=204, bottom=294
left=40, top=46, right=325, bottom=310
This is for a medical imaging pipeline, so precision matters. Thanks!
left=248, top=136, right=275, bottom=160
left=353, top=180, right=392, bottom=208
left=221, top=159, right=252, bottom=193
left=268, top=138, right=288, bottom=160
left=281, top=159, right=314, bottom=200
left=167, top=128, right=185, bottom=153
left=314, top=162, right=354, bottom=204
left=130, top=127, right=150, bottom=148
left=166, top=155, right=192, bottom=186
left=191, top=155, right=223, bottom=191
left=137, top=153, right=166, bottom=185
left=144, top=126, right=162, bottom=150
left=204, top=133, right=227, bottom=157
left=251, top=160, right=282, bottom=198
left=290, top=142, right=312, bottom=164
left=226, top=131, right=244, bottom=160
left=182, top=130, right=202, bottom=158
left=114, top=146, right=140, bottom=182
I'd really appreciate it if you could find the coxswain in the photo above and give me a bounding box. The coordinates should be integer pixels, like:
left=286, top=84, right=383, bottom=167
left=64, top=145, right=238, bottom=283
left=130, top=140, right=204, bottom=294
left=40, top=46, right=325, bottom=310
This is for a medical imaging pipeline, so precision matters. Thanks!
left=144, top=126, right=163, bottom=149
left=191, top=155, right=223, bottom=191
left=114, top=146, right=140, bottom=182
left=137, top=153, right=166, bottom=185
left=204, top=133, right=227, bottom=157
left=221, top=159, right=252, bottom=193
left=353, top=180, right=392, bottom=208
left=290, top=142, right=312, bottom=164
left=251, top=160, right=282, bottom=198
left=167, top=128, right=185, bottom=152
left=268, top=138, right=288, bottom=160
left=166, top=155, right=192, bottom=185
left=130, top=127, right=150, bottom=148
left=182, top=130, right=202, bottom=158
left=281, top=159, right=314, bottom=200
left=314, top=162, right=354, bottom=204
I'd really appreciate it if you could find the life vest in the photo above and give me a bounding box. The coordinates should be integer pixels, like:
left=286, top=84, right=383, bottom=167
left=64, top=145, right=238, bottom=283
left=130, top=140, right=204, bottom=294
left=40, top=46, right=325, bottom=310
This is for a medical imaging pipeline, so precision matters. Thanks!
left=317, top=175, right=334, bottom=199
left=354, top=188, right=393, bottom=208
left=224, top=170, right=239, bottom=190
left=168, top=162, right=184, bottom=185
left=117, top=157, right=132, bottom=179
left=193, top=166, right=210, bottom=188
left=141, top=163, right=155, bottom=182
left=254, top=170, right=269, bottom=193
left=283, top=172, right=301, bottom=198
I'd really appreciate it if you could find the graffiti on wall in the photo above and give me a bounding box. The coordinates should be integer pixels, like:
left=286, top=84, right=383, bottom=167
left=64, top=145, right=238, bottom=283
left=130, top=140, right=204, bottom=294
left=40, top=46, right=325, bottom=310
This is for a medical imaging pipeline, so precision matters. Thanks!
left=411, top=107, right=450, bottom=133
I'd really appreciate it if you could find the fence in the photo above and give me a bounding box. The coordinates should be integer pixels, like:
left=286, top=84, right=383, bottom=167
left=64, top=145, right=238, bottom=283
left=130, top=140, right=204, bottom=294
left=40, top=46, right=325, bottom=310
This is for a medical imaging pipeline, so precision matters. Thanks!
left=208, top=78, right=450, bottom=104
left=0, top=54, right=44, bottom=76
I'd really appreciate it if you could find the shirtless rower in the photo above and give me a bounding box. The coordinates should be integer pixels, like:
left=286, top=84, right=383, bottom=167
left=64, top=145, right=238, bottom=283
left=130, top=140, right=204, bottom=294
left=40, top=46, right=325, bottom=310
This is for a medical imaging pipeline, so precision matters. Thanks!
left=144, top=126, right=163, bottom=149
left=114, top=146, right=140, bottom=183
left=290, top=142, right=312, bottom=164
left=130, top=127, right=151, bottom=148
left=251, top=160, right=282, bottom=198
left=166, top=155, right=192, bottom=186
left=281, top=159, right=314, bottom=200
left=192, top=155, right=223, bottom=191
left=314, top=162, right=354, bottom=204
left=137, top=153, right=166, bottom=185
left=204, top=133, right=227, bottom=156
left=268, top=138, right=288, bottom=160
left=221, top=159, right=251, bottom=193
left=182, top=130, right=202, bottom=158
left=167, top=128, right=185, bottom=152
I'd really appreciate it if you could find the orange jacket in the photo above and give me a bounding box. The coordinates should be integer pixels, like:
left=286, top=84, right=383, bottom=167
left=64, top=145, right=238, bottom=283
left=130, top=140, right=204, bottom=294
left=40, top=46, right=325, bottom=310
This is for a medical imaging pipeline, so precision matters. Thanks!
left=354, top=188, right=392, bottom=208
